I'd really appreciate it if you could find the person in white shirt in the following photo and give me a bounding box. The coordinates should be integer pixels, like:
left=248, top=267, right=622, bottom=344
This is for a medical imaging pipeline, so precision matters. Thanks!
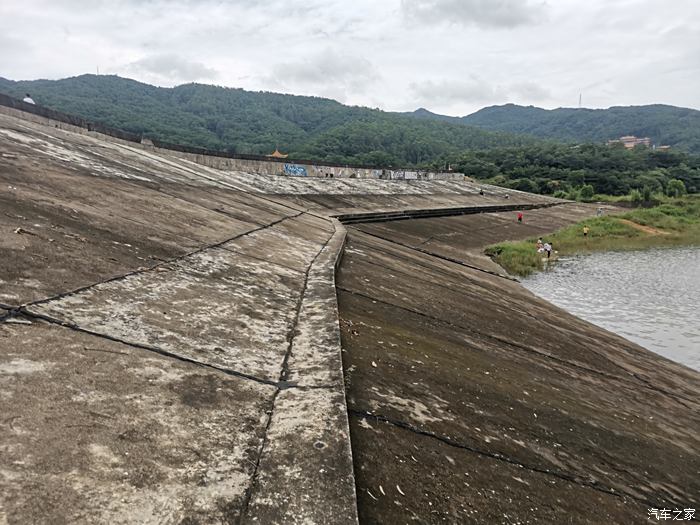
left=543, top=242, right=552, bottom=258
left=22, top=93, right=35, bottom=105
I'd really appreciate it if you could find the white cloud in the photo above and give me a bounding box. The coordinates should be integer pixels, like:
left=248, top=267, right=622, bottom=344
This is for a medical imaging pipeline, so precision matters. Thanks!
left=401, top=0, right=548, bottom=29
left=264, top=49, right=379, bottom=102
left=410, top=77, right=553, bottom=112
left=410, top=77, right=507, bottom=106
left=125, top=54, right=219, bottom=84
left=0, top=0, right=699, bottom=115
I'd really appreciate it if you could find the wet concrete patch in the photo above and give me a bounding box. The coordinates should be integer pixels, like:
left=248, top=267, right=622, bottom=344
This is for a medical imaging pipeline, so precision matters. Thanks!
left=0, top=322, right=274, bottom=524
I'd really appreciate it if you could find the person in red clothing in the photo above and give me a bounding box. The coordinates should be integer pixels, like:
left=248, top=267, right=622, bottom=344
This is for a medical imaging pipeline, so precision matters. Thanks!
left=517, top=212, right=523, bottom=223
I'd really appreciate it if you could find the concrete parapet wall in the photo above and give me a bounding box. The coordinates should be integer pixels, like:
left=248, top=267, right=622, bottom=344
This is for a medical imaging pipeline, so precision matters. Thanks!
left=146, top=147, right=463, bottom=181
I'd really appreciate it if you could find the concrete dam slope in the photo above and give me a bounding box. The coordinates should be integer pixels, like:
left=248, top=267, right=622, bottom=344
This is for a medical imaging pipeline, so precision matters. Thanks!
left=0, top=107, right=698, bottom=524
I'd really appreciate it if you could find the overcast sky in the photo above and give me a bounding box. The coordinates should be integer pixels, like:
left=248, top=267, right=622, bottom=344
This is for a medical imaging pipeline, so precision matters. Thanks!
left=1, top=0, right=699, bottom=116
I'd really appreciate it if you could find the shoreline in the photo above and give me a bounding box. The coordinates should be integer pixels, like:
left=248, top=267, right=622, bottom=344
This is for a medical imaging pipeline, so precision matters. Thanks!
left=485, top=196, right=700, bottom=276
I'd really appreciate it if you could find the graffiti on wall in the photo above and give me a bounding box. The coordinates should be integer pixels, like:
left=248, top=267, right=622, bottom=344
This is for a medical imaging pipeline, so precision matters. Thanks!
left=284, top=163, right=308, bottom=177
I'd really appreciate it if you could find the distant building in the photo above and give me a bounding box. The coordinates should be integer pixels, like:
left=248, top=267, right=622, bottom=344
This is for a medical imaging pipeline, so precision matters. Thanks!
left=607, top=135, right=652, bottom=149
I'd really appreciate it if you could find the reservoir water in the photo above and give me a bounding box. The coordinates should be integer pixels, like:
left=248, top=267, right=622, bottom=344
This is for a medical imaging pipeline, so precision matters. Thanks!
left=521, top=247, right=700, bottom=371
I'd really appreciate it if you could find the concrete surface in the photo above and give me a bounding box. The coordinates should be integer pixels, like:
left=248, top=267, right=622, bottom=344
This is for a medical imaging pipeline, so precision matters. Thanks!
left=0, top=109, right=367, bottom=524
left=0, top=322, right=273, bottom=524
left=2, top=105, right=698, bottom=525
left=337, top=217, right=700, bottom=524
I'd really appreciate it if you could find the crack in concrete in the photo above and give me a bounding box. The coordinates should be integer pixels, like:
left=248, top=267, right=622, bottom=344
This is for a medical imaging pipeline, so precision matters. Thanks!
left=629, top=372, right=695, bottom=410
left=17, top=308, right=281, bottom=388
left=348, top=409, right=665, bottom=510
left=336, top=287, right=697, bottom=409
left=22, top=210, right=305, bottom=309
left=2, top=310, right=345, bottom=400
left=237, top=225, right=334, bottom=523
left=345, top=243, right=502, bottom=299
left=238, top=387, right=283, bottom=524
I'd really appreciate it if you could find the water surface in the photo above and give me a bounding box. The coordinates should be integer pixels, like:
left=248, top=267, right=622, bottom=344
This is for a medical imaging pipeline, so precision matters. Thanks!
left=521, top=247, right=700, bottom=371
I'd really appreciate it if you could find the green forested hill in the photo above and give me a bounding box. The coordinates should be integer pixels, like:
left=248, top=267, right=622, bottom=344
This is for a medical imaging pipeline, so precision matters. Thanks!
left=407, top=103, right=700, bottom=155
left=2, top=75, right=699, bottom=196
left=0, top=75, right=533, bottom=165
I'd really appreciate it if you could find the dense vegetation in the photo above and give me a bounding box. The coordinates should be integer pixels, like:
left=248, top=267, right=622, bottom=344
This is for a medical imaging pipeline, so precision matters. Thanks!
left=2, top=75, right=699, bottom=196
left=408, top=103, right=700, bottom=155
left=486, top=196, right=700, bottom=276
left=440, top=142, right=700, bottom=197
left=0, top=75, right=532, bottom=164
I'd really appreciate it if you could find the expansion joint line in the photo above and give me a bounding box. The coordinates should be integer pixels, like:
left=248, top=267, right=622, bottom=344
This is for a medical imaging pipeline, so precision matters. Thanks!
left=4, top=308, right=341, bottom=396
left=348, top=246, right=500, bottom=299
left=348, top=409, right=669, bottom=510
left=23, top=211, right=305, bottom=309
left=336, top=287, right=697, bottom=409
left=629, top=373, right=695, bottom=410
left=237, top=226, right=334, bottom=522
left=486, top=334, right=697, bottom=409
left=351, top=227, right=518, bottom=282
left=18, top=308, right=280, bottom=388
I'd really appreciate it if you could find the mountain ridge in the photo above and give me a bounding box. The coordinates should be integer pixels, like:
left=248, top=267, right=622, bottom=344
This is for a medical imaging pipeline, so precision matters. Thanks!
left=405, top=103, right=700, bottom=154
left=0, top=74, right=535, bottom=166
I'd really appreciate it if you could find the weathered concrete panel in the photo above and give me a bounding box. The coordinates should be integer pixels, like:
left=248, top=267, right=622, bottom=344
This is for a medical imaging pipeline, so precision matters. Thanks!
left=286, top=222, right=347, bottom=388
left=0, top=322, right=274, bottom=524
left=221, top=216, right=330, bottom=274
left=246, top=388, right=358, bottom=524
left=30, top=248, right=305, bottom=382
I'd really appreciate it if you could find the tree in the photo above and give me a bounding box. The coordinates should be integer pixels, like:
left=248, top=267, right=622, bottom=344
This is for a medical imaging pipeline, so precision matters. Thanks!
left=579, top=184, right=595, bottom=200
left=666, top=179, right=687, bottom=197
